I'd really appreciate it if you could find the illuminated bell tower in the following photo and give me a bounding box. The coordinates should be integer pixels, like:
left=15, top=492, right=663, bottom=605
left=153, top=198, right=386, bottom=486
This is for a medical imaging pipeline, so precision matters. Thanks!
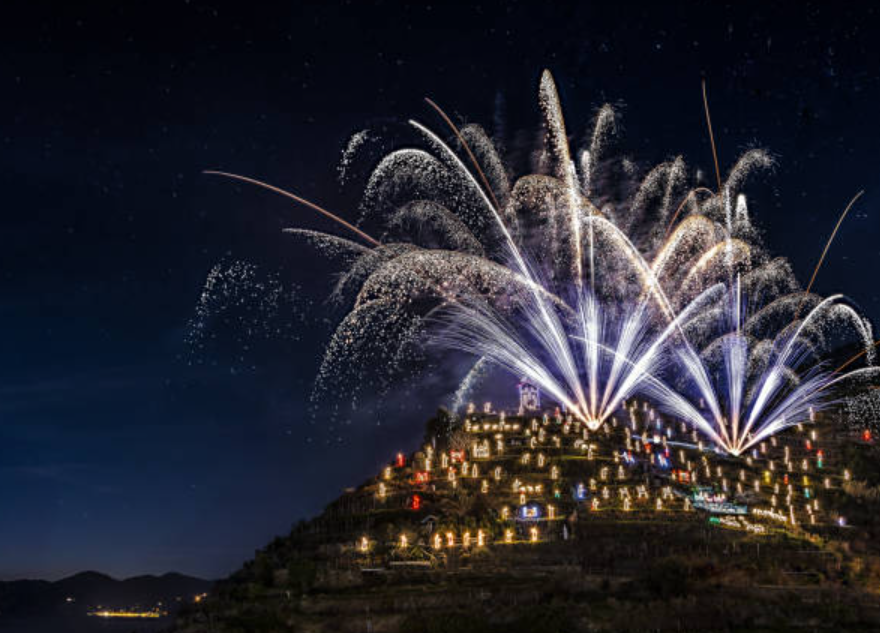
left=518, top=378, right=540, bottom=414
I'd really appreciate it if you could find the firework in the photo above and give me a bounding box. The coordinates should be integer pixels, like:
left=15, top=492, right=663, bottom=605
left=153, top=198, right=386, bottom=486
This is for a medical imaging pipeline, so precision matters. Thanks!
left=202, top=70, right=877, bottom=455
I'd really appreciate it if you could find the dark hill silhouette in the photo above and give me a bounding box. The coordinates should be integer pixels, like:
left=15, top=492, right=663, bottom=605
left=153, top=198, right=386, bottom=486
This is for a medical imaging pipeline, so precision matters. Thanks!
left=0, top=571, right=212, bottom=616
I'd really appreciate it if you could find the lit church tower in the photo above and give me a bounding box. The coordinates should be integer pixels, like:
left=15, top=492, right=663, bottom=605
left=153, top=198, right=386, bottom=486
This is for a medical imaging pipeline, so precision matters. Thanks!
left=518, top=378, right=540, bottom=414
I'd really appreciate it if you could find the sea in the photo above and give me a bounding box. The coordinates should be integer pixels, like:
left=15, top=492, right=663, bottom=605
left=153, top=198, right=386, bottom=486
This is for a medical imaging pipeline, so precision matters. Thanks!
left=0, top=614, right=171, bottom=633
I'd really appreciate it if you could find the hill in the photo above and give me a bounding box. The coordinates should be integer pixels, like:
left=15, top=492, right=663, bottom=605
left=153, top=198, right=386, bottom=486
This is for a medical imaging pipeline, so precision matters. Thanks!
left=173, top=403, right=880, bottom=632
left=0, top=570, right=212, bottom=617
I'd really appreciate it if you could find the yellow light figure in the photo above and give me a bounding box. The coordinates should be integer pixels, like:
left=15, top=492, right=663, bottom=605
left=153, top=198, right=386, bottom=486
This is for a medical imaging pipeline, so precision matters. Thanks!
left=600, top=466, right=609, bottom=481
left=501, top=506, right=509, bottom=520
left=494, top=466, right=502, bottom=481
left=623, top=498, right=631, bottom=512
left=433, top=533, right=442, bottom=550
left=359, top=536, right=369, bottom=552
left=481, top=479, right=489, bottom=494
left=399, top=534, right=408, bottom=548
left=529, top=527, right=538, bottom=542
left=519, top=491, right=526, bottom=505
left=505, top=529, right=513, bottom=543
left=656, top=498, right=663, bottom=511
left=551, top=466, right=559, bottom=480
left=463, top=531, right=471, bottom=548
left=589, top=478, right=597, bottom=491
left=445, top=531, right=454, bottom=548
left=383, top=466, right=392, bottom=480
left=548, top=505, right=556, bottom=519
left=602, top=486, right=610, bottom=500
left=591, top=498, right=600, bottom=511
left=378, top=483, right=386, bottom=499
left=477, top=530, right=485, bottom=547
left=537, top=453, right=545, bottom=468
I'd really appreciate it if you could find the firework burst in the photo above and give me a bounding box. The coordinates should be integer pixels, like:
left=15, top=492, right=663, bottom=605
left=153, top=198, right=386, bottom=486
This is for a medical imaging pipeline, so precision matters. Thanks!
left=201, top=70, right=877, bottom=456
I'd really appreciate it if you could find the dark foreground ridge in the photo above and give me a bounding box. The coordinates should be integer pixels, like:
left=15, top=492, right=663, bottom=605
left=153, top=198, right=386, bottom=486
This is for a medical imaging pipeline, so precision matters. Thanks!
left=173, top=406, right=880, bottom=632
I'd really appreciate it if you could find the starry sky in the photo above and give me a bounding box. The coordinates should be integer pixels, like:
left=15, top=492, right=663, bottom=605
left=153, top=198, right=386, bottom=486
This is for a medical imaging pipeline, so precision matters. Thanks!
left=1, top=1, right=879, bottom=581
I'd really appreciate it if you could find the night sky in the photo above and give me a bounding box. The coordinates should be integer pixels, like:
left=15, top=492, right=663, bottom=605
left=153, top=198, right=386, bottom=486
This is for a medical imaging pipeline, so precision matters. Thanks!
left=1, top=1, right=879, bottom=581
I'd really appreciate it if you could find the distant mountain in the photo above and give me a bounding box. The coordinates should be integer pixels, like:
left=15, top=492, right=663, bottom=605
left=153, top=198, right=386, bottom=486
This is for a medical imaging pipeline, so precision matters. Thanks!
left=0, top=571, right=213, bottom=616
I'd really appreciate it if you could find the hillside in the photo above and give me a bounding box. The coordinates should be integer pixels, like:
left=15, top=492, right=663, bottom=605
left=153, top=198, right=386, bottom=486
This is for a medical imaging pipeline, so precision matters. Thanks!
left=174, top=402, right=880, bottom=632
left=0, top=571, right=212, bottom=617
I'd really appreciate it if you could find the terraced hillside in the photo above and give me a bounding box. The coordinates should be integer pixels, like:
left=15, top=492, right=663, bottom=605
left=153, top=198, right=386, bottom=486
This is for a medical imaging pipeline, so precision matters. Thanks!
left=173, top=402, right=880, bottom=632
